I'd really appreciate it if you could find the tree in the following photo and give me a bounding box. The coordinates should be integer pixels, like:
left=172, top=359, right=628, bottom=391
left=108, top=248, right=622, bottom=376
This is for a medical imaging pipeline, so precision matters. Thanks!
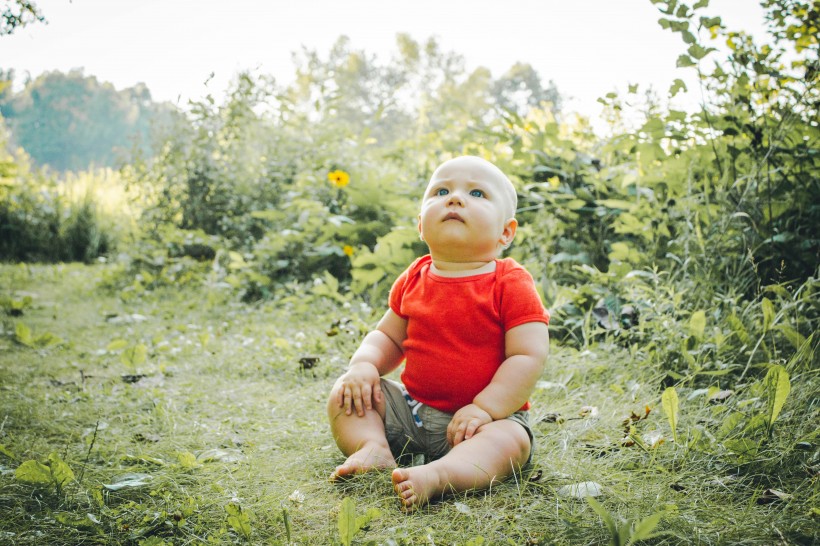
left=1, top=0, right=45, bottom=35
left=491, top=62, right=562, bottom=116
left=0, top=69, right=176, bottom=171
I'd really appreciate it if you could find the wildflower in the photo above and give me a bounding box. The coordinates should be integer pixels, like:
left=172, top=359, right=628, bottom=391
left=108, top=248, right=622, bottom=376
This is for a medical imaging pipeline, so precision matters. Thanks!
left=342, top=245, right=354, bottom=257
left=328, top=170, right=350, bottom=188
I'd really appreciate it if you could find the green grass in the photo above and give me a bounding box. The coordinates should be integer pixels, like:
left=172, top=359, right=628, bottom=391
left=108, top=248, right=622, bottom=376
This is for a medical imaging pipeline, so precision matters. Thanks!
left=0, top=264, right=817, bottom=545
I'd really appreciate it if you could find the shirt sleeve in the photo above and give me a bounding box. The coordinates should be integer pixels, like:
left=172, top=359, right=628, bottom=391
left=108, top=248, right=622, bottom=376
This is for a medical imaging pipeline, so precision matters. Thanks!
left=498, top=266, right=550, bottom=331
left=388, top=269, right=408, bottom=319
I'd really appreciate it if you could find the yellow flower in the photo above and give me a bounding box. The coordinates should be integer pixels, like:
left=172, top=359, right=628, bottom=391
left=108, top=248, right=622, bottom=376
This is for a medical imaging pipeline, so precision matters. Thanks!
left=328, top=170, right=350, bottom=188
left=342, top=245, right=355, bottom=257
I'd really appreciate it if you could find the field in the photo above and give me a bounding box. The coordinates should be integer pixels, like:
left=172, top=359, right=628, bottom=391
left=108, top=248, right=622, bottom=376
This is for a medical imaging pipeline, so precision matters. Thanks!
left=0, top=263, right=816, bottom=545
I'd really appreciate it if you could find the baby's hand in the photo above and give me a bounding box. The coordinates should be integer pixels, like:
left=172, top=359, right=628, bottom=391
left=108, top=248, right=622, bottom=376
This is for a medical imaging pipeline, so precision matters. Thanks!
left=447, top=404, right=493, bottom=446
left=333, top=362, right=382, bottom=417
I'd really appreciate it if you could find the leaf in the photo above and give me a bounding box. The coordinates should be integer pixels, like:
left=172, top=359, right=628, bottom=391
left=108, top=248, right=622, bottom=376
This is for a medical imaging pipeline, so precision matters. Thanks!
left=718, top=411, right=744, bottom=437
left=355, top=507, right=380, bottom=532
left=676, top=54, right=696, bottom=67
left=724, top=438, right=759, bottom=461
left=0, top=443, right=16, bottom=460
left=106, top=338, right=128, bottom=351
left=627, top=511, right=664, bottom=544
left=764, top=365, right=790, bottom=434
left=587, top=497, right=618, bottom=539
left=177, top=451, right=202, bottom=469
left=47, top=452, right=75, bottom=489
left=338, top=497, right=357, bottom=546
left=669, top=79, right=687, bottom=97
left=14, top=322, right=33, bottom=347
left=15, top=460, right=53, bottom=486
left=661, top=387, right=679, bottom=442
left=774, top=324, right=806, bottom=350
left=34, top=331, right=63, bottom=347
left=121, top=343, right=147, bottom=369
left=226, top=502, right=252, bottom=540
left=282, top=508, right=292, bottom=543
left=688, top=310, right=706, bottom=340
left=761, top=297, right=775, bottom=332
left=687, top=43, right=716, bottom=60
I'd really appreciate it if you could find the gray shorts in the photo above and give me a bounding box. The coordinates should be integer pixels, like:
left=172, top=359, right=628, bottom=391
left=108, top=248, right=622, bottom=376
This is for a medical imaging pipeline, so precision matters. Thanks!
left=380, top=378, right=534, bottom=466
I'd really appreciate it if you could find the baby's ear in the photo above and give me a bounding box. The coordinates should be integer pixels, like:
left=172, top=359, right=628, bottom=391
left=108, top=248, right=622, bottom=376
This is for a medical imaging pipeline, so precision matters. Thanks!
left=417, top=214, right=424, bottom=241
left=500, top=217, right=518, bottom=246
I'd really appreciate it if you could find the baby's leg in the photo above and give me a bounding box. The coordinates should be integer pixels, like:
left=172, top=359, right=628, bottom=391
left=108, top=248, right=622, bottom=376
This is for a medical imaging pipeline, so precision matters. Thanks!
left=327, top=392, right=396, bottom=481
left=391, top=419, right=530, bottom=511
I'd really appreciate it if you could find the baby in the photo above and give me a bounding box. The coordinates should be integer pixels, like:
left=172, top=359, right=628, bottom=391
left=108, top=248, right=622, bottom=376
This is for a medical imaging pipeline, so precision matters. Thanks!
left=327, top=155, right=550, bottom=511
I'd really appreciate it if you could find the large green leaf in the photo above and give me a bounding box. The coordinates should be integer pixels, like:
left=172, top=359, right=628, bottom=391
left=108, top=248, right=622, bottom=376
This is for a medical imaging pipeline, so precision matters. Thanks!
left=226, top=502, right=252, bottom=540
left=661, top=387, right=679, bottom=442
left=15, top=460, right=53, bottom=486
left=764, top=365, right=790, bottom=434
left=761, top=297, right=775, bottom=332
left=688, top=310, right=706, bottom=340
left=338, top=497, right=357, bottom=546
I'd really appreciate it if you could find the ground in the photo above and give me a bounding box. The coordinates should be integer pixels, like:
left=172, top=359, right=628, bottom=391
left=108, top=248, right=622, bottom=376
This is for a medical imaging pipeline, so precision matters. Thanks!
left=0, top=264, right=816, bottom=545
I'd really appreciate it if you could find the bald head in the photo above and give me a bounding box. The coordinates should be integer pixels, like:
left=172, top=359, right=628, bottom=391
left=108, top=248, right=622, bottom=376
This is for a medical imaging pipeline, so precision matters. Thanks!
left=427, top=156, right=518, bottom=220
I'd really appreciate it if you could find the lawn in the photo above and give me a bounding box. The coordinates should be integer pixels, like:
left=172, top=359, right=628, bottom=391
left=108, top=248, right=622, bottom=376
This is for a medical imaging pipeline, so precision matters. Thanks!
left=0, top=263, right=817, bottom=545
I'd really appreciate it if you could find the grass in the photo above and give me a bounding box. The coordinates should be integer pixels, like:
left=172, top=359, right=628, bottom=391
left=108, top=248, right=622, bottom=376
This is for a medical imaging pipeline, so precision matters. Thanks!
left=0, top=263, right=817, bottom=545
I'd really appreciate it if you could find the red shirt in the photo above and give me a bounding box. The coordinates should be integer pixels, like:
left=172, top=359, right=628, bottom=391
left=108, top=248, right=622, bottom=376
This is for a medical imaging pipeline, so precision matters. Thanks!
left=389, top=255, right=549, bottom=414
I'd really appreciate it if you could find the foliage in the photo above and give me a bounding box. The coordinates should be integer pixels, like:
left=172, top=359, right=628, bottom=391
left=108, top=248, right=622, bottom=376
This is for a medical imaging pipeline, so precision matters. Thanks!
left=649, top=0, right=819, bottom=286
left=14, top=452, right=75, bottom=495
left=0, top=0, right=44, bottom=35
left=587, top=496, right=664, bottom=546
left=0, top=69, right=177, bottom=171
left=0, top=125, right=131, bottom=262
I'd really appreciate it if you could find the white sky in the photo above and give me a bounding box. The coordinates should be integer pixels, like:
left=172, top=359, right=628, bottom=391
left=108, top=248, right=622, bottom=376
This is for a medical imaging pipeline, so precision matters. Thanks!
left=2, top=0, right=768, bottom=122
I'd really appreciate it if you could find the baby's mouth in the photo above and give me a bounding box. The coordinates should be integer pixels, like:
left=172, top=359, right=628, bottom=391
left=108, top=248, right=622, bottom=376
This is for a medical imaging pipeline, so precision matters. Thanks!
left=443, top=212, right=464, bottom=222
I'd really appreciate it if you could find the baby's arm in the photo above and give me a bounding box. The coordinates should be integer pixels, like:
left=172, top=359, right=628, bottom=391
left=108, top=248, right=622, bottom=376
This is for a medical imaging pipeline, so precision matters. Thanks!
left=333, top=309, right=407, bottom=417
left=448, top=322, right=549, bottom=445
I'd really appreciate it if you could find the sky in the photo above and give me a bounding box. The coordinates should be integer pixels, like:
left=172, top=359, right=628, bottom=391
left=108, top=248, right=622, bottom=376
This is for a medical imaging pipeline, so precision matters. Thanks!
left=2, top=0, right=768, bottom=123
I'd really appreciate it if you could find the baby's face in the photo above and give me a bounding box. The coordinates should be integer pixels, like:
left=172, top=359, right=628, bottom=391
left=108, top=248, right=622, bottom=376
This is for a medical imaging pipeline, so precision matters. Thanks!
left=418, top=156, right=517, bottom=263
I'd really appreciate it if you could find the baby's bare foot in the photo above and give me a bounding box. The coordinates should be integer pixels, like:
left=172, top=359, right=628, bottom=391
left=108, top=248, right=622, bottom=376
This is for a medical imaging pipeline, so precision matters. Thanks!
left=391, top=467, right=443, bottom=512
left=330, top=444, right=396, bottom=482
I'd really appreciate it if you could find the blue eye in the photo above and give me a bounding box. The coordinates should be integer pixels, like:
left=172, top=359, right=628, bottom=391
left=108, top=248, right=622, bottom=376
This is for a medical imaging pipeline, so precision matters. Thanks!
left=469, top=189, right=485, bottom=198
left=436, top=188, right=449, bottom=196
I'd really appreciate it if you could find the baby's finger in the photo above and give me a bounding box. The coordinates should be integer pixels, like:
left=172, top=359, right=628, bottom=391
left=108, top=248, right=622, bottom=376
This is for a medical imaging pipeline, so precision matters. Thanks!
left=464, top=419, right=480, bottom=441
left=453, top=421, right=468, bottom=446
left=351, top=387, right=366, bottom=416
left=361, top=384, right=373, bottom=411
left=372, top=382, right=383, bottom=404
left=343, top=388, right=353, bottom=415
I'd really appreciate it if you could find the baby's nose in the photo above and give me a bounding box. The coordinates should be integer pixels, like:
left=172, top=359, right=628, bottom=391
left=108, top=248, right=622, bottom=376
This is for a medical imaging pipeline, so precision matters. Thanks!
left=447, top=192, right=464, bottom=206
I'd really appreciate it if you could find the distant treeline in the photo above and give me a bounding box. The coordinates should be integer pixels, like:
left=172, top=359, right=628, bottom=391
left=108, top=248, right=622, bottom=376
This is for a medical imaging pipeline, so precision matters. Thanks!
left=0, top=38, right=561, bottom=173
left=0, top=68, right=178, bottom=171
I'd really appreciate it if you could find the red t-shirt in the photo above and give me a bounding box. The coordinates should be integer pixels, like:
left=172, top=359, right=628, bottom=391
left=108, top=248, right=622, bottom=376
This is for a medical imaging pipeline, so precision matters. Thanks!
left=388, top=255, right=549, bottom=414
